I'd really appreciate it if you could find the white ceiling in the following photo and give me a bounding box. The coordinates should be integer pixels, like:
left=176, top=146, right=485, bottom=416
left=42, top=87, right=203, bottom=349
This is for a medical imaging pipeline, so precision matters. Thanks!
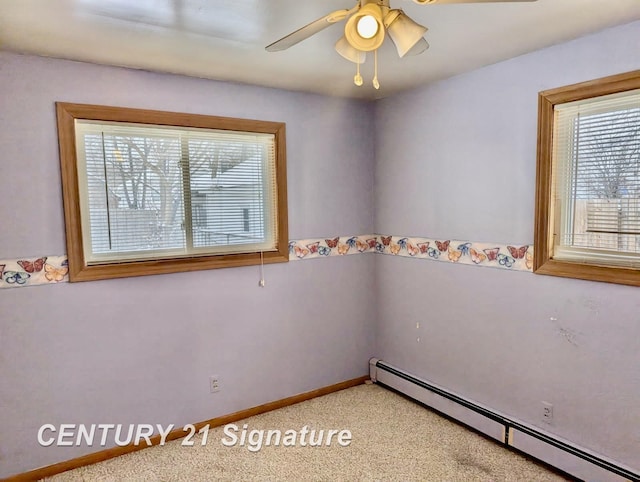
left=1, top=0, right=639, bottom=99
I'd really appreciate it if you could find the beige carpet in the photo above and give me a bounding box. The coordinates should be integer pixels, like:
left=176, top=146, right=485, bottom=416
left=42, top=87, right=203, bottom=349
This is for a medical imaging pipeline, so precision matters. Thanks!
left=45, top=384, right=570, bottom=481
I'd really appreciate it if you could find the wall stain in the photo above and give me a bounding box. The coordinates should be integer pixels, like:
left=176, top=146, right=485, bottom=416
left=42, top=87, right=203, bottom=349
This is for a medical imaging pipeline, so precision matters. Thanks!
left=550, top=317, right=580, bottom=347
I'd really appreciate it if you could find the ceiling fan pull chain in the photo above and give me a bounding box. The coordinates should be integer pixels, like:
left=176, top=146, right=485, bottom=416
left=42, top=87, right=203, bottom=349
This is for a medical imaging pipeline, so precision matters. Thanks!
left=354, top=59, right=364, bottom=86
left=373, top=49, right=380, bottom=90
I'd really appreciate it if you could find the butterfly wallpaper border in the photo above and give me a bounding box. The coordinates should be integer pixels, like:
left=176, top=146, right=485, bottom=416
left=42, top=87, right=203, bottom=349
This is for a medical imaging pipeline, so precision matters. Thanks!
left=1, top=236, right=532, bottom=288
left=0, top=256, right=69, bottom=289
left=288, top=235, right=379, bottom=260
left=289, top=235, right=533, bottom=272
left=372, top=235, right=533, bottom=272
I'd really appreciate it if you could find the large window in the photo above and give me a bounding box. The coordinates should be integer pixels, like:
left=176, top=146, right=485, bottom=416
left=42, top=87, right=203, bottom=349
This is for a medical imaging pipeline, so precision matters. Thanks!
left=534, top=70, right=640, bottom=285
left=56, top=103, right=288, bottom=281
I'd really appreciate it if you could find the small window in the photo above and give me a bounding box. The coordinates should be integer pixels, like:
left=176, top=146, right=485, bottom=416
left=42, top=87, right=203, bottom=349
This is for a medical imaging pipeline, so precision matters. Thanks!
left=534, top=70, right=640, bottom=285
left=56, top=103, right=288, bottom=281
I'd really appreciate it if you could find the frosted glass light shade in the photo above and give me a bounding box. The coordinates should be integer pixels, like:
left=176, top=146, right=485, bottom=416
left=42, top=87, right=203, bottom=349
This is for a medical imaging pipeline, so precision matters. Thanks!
left=335, top=36, right=367, bottom=63
left=405, top=37, right=429, bottom=56
left=385, top=10, right=428, bottom=58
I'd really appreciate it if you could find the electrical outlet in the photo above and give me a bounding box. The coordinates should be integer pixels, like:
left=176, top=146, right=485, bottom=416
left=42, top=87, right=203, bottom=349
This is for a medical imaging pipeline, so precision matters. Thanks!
left=542, top=401, right=553, bottom=424
left=209, top=375, right=220, bottom=393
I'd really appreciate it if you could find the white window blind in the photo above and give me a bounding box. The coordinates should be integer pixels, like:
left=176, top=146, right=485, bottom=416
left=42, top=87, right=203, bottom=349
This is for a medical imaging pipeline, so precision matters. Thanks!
left=75, top=120, right=278, bottom=264
left=552, top=88, right=640, bottom=267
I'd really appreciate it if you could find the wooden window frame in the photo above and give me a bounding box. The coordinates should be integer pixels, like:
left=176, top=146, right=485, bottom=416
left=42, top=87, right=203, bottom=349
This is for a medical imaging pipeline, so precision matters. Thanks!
left=56, top=102, right=288, bottom=282
left=534, top=70, right=640, bottom=286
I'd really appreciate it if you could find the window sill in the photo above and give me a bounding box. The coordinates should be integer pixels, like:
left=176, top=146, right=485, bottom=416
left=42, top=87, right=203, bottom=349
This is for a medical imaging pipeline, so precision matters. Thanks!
left=534, top=258, right=640, bottom=287
left=68, top=250, right=289, bottom=282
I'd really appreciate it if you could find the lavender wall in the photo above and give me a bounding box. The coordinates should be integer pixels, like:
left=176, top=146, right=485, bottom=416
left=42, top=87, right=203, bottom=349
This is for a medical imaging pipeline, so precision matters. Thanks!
left=0, top=53, right=375, bottom=477
left=2, top=19, right=639, bottom=478
left=374, top=20, right=640, bottom=470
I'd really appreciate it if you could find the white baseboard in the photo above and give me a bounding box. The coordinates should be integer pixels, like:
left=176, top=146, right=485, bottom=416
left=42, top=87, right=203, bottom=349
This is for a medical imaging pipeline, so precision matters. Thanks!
left=370, top=358, right=639, bottom=482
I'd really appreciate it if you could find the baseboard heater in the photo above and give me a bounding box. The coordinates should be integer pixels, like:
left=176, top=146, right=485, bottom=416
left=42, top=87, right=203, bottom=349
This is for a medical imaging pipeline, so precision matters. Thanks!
left=369, top=358, right=639, bottom=482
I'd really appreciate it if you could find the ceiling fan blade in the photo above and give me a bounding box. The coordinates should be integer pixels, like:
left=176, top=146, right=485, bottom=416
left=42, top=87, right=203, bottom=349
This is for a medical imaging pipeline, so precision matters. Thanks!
left=413, top=0, right=536, bottom=4
left=266, top=8, right=354, bottom=52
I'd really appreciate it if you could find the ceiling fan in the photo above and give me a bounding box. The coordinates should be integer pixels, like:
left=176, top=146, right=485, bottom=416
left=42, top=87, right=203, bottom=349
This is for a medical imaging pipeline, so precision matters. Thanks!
left=266, top=0, right=537, bottom=89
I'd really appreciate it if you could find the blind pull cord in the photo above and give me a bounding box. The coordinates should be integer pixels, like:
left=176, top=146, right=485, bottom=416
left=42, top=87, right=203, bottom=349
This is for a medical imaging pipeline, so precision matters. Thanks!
left=258, top=251, right=265, bottom=287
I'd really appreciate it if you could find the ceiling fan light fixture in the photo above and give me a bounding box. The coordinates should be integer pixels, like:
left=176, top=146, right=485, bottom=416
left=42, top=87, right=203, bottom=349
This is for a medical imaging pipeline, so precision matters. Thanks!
left=335, top=36, right=367, bottom=64
left=345, top=3, right=385, bottom=52
left=384, top=9, right=428, bottom=58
